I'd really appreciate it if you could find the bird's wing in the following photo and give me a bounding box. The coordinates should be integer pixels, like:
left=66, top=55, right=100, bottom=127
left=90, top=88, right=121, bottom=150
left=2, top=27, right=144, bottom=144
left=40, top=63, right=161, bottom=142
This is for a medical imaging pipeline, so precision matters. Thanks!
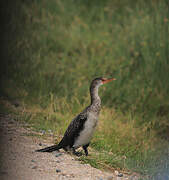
left=58, top=112, right=88, bottom=148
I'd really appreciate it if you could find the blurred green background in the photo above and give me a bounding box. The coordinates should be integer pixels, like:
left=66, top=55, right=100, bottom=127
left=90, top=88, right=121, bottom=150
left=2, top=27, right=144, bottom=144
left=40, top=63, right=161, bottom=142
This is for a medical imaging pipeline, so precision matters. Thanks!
left=1, top=0, right=169, bottom=179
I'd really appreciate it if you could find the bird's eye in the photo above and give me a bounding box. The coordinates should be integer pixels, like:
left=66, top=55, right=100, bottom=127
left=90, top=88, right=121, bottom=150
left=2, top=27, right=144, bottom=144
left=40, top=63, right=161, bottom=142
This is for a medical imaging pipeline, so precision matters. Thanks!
left=101, top=78, right=107, bottom=81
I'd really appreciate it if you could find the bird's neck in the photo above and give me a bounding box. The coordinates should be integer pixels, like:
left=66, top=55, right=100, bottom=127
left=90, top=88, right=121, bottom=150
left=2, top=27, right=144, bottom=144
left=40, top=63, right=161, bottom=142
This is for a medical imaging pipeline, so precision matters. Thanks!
left=90, top=86, right=101, bottom=112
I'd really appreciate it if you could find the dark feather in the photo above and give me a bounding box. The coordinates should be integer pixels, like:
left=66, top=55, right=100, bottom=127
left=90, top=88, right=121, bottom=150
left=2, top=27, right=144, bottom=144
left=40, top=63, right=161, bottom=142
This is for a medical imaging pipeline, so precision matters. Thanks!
left=57, top=112, right=88, bottom=148
left=35, top=144, right=61, bottom=152
left=36, top=110, right=88, bottom=152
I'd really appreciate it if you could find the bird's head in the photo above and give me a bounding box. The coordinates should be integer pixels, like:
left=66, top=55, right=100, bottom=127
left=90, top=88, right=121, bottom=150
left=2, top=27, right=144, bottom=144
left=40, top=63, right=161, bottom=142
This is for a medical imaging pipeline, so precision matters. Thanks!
left=91, top=77, right=116, bottom=88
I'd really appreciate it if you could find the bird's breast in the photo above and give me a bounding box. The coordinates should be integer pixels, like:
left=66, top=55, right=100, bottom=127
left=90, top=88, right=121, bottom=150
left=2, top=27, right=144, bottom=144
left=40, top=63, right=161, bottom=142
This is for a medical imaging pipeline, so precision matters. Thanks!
left=73, top=113, right=98, bottom=148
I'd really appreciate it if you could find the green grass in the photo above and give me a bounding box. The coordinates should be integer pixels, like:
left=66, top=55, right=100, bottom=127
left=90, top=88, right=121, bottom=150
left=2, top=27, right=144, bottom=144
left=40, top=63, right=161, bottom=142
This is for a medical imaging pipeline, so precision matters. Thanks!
left=1, top=0, right=169, bottom=179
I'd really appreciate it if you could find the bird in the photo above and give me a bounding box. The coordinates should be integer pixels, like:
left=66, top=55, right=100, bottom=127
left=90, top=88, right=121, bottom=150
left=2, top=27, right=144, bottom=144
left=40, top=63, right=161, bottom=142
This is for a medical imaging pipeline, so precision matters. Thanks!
left=36, top=77, right=116, bottom=156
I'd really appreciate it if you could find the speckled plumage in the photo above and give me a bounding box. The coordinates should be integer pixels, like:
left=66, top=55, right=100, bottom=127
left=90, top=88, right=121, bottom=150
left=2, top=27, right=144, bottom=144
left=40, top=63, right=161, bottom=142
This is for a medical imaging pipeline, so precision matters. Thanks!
left=36, top=77, right=114, bottom=156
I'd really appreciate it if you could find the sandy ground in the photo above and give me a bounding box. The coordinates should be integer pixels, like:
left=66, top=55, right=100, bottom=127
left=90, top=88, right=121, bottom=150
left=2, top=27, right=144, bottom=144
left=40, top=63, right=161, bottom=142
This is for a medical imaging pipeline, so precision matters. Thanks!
left=0, top=114, right=139, bottom=180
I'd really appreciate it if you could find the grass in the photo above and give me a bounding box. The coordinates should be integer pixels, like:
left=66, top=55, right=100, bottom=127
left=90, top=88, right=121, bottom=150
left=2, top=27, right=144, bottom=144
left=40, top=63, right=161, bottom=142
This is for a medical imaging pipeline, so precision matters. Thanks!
left=1, top=0, right=169, bottom=179
left=1, top=96, right=168, bottom=179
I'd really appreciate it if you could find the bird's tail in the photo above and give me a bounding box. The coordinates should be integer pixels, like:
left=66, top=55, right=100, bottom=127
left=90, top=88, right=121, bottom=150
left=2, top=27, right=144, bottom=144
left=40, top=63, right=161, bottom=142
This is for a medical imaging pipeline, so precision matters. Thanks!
left=35, top=144, right=61, bottom=152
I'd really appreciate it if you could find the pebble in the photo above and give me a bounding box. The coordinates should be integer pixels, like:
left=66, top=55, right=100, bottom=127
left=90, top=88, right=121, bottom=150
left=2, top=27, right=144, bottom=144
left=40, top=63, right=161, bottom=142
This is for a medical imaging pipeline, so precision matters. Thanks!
left=114, top=170, right=123, bottom=177
left=96, top=177, right=103, bottom=180
left=55, top=153, right=63, bottom=157
left=118, top=173, right=123, bottom=177
left=39, top=142, right=42, bottom=146
left=107, top=176, right=113, bottom=180
left=32, top=166, right=38, bottom=169
left=40, top=130, right=46, bottom=135
left=114, top=170, right=119, bottom=176
left=130, top=175, right=137, bottom=180
left=48, top=129, right=53, bottom=134
left=56, top=169, right=61, bottom=173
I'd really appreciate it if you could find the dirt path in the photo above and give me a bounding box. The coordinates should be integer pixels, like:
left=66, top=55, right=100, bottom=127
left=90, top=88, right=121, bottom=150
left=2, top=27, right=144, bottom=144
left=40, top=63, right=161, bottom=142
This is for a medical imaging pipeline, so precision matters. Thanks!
left=0, top=114, right=139, bottom=180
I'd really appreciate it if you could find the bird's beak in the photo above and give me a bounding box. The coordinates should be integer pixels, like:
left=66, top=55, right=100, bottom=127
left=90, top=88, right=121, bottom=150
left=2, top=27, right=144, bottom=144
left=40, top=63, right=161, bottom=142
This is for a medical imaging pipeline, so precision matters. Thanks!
left=102, top=78, right=116, bottom=84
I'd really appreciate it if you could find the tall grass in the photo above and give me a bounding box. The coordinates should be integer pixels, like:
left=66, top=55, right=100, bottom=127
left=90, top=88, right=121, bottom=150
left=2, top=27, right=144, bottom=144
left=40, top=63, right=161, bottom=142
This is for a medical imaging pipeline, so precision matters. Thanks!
left=1, top=0, right=169, bottom=178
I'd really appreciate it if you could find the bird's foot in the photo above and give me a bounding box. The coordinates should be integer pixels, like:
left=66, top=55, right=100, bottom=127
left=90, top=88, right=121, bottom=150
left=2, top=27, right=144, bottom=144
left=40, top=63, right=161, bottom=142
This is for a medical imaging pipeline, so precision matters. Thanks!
left=83, top=144, right=89, bottom=156
left=73, top=151, right=83, bottom=157
left=72, top=148, right=83, bottom=157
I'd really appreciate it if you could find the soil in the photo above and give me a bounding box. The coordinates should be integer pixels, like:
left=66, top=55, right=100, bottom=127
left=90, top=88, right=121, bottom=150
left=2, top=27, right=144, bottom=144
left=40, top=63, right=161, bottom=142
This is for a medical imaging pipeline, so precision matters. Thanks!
left=0, top=113, right=139, bottom=180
